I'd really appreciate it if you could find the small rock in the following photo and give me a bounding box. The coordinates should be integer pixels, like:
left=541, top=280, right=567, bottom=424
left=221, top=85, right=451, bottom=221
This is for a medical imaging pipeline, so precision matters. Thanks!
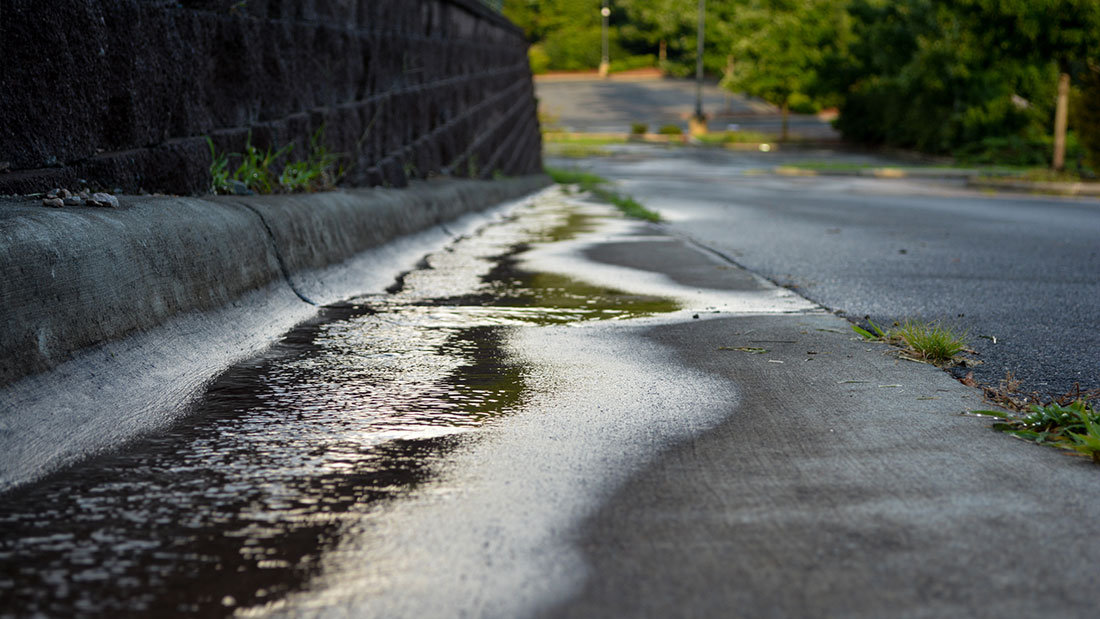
left=42, top=197, right=64, bottom=208
left=46, top=188, right=60, bottom=199
left=0, top=161, right=10, bottom=173
left=228, top=179, right=253, bottom=195
left=59, top=188, right=71, bottom=199
left=89, top=192, right=119, bottom=208
left=64, top=195, right=84, bottom=206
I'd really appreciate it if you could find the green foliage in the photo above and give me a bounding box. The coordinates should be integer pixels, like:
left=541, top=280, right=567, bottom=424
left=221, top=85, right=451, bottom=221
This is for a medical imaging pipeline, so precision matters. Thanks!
left=610, top=54, right=658, bottom=73
left=695, top=130, right=773, bottom=145
left=234, top=134, right=292, bottom=194
left=978, top=400, right=1100, bottom=463
left=657, top=124, right=683, bottom=136
left=893, top=319, right=968, bottom=363
left=955, top=133, right=1086, bottom=169
left=278, top=126, right=344, bottom=192
left=851, top=319, right=889, bottom=341
left=545, top=166, right=660, bottom=221
left=207, top=137, right=230, bottom=194
left=1072, top=67, right=1100, bottom=174
left=207, top=127, right=343, bottom=195
left=852, top=318, right=967, bottom=364
left=720, top=0, right=844, bottom=138
left=507, top=0, right=1100, bottom=161
left=541, top=26, right=604, bottom=71
left=528, top=44, right=552, bottom=74
left=591, top=187, right=660, bottom=222
left=630, top=122, right=648, bottom=135
left=545, top=167, right=606, bottom=192
left=828, top=0, right=1100, bottom=159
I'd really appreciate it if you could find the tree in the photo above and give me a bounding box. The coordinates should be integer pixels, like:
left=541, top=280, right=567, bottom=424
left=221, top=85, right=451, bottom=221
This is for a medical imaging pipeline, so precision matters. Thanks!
left=720, top=0, right=844, bottom=140
left=941, top=0, right=1100, bottom=169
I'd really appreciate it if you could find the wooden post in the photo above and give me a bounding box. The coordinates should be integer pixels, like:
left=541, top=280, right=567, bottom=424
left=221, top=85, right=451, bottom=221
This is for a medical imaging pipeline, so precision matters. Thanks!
left=1053, top=72, right=1070, bottom=171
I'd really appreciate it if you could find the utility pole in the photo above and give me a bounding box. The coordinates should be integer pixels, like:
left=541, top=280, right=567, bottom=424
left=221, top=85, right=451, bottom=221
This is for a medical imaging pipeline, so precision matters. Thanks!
left=599, top=1, right=611, bottom=78
left=690, top=0, right=707, bottom=135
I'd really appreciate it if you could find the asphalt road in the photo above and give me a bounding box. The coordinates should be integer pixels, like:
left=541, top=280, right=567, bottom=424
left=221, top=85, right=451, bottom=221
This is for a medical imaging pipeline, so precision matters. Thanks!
left=535, top=76, right=839, bottom=139
left=554, top=145, right=1100, bottom=400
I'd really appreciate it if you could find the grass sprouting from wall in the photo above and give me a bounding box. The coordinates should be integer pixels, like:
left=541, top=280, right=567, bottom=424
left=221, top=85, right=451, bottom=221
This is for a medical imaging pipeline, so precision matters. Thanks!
left=208, top=126, right=344, bottom=195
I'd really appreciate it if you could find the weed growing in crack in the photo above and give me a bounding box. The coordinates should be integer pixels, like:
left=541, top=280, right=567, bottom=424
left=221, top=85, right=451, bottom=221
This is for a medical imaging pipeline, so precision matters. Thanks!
left=851, top=318, right=969, bottom=365
left=851, top=319, right=889, bottom=341
left=545, top=166, right=660, bottom=222
left=893, top=320, right=968, bottom=364
left=974, top=400, right=1100, bottom=464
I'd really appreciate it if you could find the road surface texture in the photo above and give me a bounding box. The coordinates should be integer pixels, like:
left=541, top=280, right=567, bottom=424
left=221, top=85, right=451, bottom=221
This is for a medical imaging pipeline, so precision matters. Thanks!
left=4, top=185, right=1099, bottom=617
left=554, top=145, right=1100, bottom=401
left=535, top=75, right=839, bottom=140
left=273, top=186, right=1100, bottom=617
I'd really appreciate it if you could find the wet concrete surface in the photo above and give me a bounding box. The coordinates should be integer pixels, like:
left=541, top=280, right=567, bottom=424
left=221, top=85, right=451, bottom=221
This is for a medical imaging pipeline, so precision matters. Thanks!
left=3, top=189, right=792, bottom=616
left=5, top=184, right=1100, bottom=617
left=544, top=314, right=1100, bottom=618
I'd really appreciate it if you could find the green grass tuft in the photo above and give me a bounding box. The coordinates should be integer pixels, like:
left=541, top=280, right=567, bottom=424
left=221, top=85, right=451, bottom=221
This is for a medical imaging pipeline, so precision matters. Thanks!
left=893, top=319, right=968, bottom=363
left=545, top=166, right=660, bottom=222
left=852, top=318, right=968, bottom=365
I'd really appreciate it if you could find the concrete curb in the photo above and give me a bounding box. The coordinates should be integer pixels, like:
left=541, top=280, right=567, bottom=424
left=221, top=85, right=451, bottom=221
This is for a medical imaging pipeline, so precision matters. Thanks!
left=0, top=174, right=550, bottom=490
left=772, top=165, right=977, bottom=179
left=967, top=177, right=1100, bottom=196
left=772, top=165, right=1100, bottom=196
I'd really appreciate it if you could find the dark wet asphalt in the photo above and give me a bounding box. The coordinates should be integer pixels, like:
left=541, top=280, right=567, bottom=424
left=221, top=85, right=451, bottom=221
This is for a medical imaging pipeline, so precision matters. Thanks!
left=561, top=146, right=1100, bottom=400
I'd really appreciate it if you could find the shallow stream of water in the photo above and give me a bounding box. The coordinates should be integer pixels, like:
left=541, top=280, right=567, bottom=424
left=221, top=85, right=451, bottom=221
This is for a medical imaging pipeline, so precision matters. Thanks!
left=0, top=197, right=678, bottom=616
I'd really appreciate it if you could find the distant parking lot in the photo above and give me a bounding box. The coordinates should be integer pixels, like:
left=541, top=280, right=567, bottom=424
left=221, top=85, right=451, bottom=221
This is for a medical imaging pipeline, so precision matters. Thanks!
left=534, top=75, right=839, bottom=140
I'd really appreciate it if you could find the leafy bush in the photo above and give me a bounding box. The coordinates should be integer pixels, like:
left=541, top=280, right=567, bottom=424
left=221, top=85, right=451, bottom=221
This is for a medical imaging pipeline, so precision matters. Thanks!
left=630, top=122, right=648, bottom=135
left=528, top=44, right=551, bottom=74
left=657, top=124, right=683, bottom=136
left=1072, top=68, right=1100, bottom=174
left=954, top=133, right=1086, bottom=168
left=609, top=54, right=657, bottom=73
left=541, top=27, right=603, bottom=71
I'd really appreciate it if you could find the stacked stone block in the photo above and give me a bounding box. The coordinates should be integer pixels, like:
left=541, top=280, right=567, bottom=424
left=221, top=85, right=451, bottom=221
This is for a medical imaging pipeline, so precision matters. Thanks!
left=0, top=0, right=543, bottom=195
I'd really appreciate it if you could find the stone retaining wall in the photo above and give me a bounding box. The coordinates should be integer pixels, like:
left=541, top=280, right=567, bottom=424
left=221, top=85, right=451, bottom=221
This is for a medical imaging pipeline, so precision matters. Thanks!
left=0, top=0, right=542, bottom=195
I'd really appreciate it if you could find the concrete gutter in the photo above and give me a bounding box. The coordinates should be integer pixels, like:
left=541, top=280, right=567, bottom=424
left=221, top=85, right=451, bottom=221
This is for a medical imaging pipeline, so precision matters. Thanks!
left=0, top=175, right=550, bottom=490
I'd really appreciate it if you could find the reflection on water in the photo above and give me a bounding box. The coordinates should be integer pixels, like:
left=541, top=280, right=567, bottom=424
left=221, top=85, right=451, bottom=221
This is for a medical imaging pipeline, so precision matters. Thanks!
left=0, top=201, right=677, bottom=615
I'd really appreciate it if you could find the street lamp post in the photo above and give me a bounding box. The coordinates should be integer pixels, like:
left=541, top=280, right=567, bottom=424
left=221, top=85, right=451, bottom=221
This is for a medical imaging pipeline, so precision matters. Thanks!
left=599, top=2, right=611, bottom=78
left=690, top=0, right=707, bottom=135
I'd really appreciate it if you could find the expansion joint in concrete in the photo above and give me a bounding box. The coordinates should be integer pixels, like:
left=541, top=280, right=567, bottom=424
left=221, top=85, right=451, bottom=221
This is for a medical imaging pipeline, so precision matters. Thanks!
left=235, top=201, right=319, bottom=307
